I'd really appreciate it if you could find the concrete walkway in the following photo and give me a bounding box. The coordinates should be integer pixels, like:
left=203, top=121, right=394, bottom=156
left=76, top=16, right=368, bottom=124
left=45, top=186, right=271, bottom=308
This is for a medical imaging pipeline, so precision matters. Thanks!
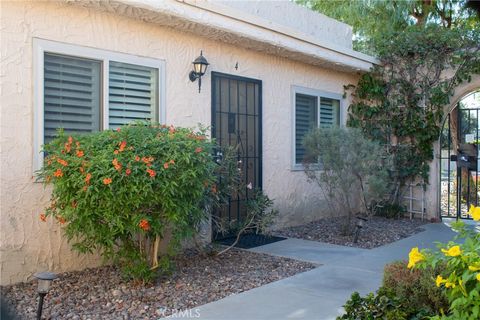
left=172, top=222, right=457, bottom=320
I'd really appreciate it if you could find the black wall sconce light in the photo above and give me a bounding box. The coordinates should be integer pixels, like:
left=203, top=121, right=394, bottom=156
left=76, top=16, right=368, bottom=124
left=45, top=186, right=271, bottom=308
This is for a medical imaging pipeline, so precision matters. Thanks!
left=189, top=51, right=209, bottom=93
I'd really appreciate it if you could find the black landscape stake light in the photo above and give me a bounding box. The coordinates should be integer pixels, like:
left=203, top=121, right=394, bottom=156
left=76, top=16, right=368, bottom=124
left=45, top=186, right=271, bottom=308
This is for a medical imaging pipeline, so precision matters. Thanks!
left=34, top=271, right=58, bottom=320
left=189, top=51, right=209, bottom=93
left=353, top=216, right=368, bottom=244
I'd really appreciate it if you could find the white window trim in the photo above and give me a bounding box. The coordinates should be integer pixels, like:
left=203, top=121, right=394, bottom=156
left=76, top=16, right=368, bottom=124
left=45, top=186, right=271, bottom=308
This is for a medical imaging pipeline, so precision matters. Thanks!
left=291, top=85, right=345, bottom=171
left=33, top=38, right=166, bottom=172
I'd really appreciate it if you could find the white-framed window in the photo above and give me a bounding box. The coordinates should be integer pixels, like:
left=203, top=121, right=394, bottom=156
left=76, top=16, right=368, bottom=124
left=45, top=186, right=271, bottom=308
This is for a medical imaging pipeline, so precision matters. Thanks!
left=292, top=86, right=343, bottom=170
left=33, top=38, right=166, bottom=171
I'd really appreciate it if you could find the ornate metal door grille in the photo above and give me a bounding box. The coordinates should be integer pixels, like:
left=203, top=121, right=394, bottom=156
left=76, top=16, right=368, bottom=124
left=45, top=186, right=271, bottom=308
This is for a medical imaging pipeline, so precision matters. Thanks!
left=211, top=72, right=262, bottom=239
left=440, top=102, right=479, bottom=220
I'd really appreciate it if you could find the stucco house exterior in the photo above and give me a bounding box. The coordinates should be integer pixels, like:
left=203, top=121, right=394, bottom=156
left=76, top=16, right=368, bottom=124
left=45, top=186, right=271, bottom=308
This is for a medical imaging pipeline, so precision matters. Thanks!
left=0, top=0, right=377, bottom=285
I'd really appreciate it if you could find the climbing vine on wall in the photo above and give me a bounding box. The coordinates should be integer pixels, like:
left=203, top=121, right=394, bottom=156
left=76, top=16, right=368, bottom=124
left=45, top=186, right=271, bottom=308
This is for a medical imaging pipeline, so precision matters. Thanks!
left=347, top=25, right=480, bottom=203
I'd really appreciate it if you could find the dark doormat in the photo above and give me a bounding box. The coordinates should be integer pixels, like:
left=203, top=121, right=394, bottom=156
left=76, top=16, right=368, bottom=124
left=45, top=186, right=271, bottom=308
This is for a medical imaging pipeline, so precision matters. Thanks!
left=215, top=233, right=287, bottom=249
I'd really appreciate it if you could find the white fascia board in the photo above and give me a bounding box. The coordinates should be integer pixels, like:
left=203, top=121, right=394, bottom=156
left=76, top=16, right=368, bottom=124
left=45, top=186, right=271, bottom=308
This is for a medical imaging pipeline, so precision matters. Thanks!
left=179, top=0, right=377, bottom=65
left=73, top=0, right=378, bottom=72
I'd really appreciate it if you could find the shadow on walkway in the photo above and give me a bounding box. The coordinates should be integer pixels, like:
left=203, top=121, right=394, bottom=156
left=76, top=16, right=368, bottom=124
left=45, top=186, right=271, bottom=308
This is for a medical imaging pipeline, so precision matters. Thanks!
left=168, top=221, right=467, bottom=320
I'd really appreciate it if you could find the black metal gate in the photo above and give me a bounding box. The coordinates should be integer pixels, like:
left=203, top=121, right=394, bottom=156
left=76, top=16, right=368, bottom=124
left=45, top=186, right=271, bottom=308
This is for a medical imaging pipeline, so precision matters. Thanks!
left=440, top=100, right=479, bottom=220
left=211, top=72, right=262, bottom=239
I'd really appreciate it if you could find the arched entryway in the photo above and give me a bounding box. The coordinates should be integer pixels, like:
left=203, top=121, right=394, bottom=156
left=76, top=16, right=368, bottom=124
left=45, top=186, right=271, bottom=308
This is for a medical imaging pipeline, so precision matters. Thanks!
left=439, top=90, right=480, bottom=219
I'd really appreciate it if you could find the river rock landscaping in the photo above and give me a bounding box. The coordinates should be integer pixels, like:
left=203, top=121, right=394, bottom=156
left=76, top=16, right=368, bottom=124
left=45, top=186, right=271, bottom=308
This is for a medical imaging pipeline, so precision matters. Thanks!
left=1, top=248, right=316, bottom=319
left=275, top=216, right=428, bottom=249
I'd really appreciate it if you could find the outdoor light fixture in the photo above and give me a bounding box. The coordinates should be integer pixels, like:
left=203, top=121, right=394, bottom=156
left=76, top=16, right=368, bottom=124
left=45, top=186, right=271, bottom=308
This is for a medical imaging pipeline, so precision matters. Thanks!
left=34, top=271, right=58, bottom=320
left=353, top=216, right=368, bottom=244
left=189, top=50, right=209, bottom=93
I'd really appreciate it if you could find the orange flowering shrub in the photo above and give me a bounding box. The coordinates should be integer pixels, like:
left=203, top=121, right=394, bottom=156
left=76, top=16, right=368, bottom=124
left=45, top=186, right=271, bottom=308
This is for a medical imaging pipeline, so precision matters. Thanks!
left=38, top=124, right=216, bottom=281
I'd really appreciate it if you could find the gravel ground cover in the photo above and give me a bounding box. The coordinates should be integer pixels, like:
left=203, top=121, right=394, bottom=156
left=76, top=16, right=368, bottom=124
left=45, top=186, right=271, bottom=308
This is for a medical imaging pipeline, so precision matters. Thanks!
left=275, top=216, right=428, bottom=249
left=1, top=248, right=316, bottom=319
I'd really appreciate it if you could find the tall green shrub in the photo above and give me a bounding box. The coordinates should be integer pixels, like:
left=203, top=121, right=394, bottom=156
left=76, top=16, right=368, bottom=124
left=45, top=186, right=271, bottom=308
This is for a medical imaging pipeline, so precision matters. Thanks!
left=38, top=124, right=217, bottom=281
left=303, top=127, right=392, bottom=233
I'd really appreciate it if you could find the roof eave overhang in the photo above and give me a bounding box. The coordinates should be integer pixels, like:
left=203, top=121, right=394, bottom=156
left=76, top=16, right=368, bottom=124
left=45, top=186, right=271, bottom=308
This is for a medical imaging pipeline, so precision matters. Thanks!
left=68, top=0, right=379, bottom=73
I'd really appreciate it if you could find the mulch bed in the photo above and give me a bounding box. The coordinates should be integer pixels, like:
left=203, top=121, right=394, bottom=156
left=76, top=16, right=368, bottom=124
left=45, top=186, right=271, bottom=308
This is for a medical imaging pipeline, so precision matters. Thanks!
left=275, top=216, right=428, bottom=249
left=1, top=249, right=316, bottom=319
left=215, top=233, right=287, bottom=249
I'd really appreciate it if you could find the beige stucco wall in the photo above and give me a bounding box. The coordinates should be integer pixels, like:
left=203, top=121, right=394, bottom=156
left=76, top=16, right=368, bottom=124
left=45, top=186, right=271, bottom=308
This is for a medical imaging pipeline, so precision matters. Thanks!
left=0, top=0, right=359, bottom=285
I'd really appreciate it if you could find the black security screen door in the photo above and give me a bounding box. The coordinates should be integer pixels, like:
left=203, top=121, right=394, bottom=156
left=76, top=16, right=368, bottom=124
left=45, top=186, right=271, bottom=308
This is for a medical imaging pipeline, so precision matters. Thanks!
left=440, top=98, right=479, bottom=220
left=211, top=72, right=262, bottom=239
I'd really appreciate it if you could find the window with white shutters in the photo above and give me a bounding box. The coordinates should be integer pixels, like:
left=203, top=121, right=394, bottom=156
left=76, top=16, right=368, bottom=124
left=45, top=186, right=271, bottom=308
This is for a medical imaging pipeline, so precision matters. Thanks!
left=34, top=39, right=165, bottom=171
left=43, top=56, right=160, bottom=142
left=43, top=53, right=101, bottom=144
left=108, top=62, right=158, bottom=129
left=320, top=97, right=340, bottom=128
left=295, top=94, right=318, bottom=164
left=293, top=88, right=342, bottom=167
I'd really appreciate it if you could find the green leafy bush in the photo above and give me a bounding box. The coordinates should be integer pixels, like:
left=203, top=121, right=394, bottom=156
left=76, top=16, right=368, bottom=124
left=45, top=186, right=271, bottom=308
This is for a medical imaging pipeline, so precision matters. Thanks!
left=340, top=211, right=480, bottom=320
left=216, top=188, right=278, bottom=255
left=375, top=203, right=406, bottom=219
left=337, top=288, right=429, bottom=320
left=303, top=127, right=392, bottom=234
left=383, top=261, right=448, bottom=314
left=209, top=145, right=278, bottom=254
left=245, top=189, right=278, bottom=234
left=338, top=260, right=448, bottom=319
left=408, top=213, right=480, bottom=320
left=207, top=145, right=242, bottom=212
left=38, top=124, right=217, bottom=282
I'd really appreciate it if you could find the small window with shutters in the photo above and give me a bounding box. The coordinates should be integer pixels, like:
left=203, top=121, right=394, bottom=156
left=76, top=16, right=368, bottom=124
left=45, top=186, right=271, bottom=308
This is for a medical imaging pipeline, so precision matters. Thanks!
left=320, top=97, right=340, bottom=129
left=295, top=94, right=318, bottom=165
left=34, top=39, right=164, bottom=171
left=293, top=88, right=342, bottom=168
left=43, top=53, right=102, bottom=145
left=108, top=61, right=158, bottom=129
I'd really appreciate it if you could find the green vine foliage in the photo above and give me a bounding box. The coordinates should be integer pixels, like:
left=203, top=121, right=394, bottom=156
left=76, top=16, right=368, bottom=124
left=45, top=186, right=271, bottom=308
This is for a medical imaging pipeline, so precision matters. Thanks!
left=347, top=24, right=480, bottom=201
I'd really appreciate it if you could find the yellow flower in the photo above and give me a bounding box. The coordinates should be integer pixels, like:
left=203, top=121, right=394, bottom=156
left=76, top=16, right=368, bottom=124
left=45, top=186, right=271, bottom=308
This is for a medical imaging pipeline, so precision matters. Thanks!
left=467, top=204, right=480, bottom=221
left=445, top=281, right=456, bottom=288
left=468, top=266, right=480, bottom=272
left=477, top=274, right=480, bottom=282
left=407, top=247, right=425, bottom=269
left=441, top=245, right=462, bottom=257
left=436, top=275, right=447, bottom=287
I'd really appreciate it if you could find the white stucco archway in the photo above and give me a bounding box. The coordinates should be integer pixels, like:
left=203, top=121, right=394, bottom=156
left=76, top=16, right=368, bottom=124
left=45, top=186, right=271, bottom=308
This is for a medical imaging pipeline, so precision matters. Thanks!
left=426, top=74, right=480, bottom=220
left=445, top=75, right=480, bottom=115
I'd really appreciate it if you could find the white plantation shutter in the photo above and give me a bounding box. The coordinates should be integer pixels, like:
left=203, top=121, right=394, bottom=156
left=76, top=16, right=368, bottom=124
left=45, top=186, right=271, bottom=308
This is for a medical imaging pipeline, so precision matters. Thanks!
left=108, top=61, right=158, bottom=129
left=320, top=97, right=340, bottom=128
left=295, top=94, right=318, bottom=164
left=43, top=53, right=101, bottom=144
